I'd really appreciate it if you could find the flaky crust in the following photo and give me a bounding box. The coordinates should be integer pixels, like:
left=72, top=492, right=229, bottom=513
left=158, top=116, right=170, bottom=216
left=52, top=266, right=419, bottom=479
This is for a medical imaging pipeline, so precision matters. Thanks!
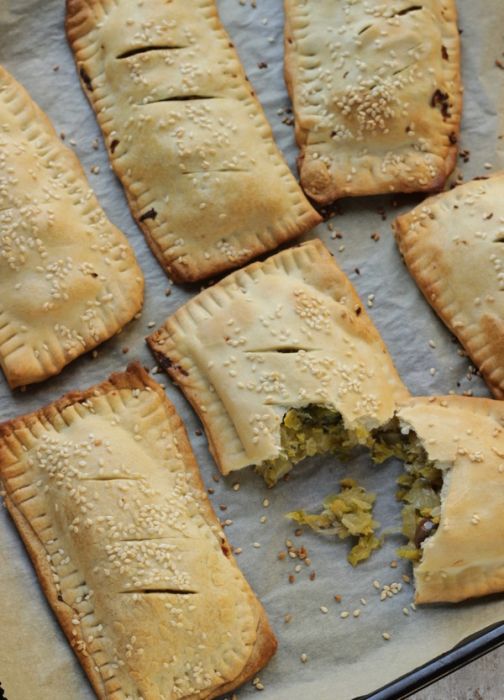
left=148, top=240, right=409, bottom=474
left=0, top=363, right=276, bottom=699
left=284, top=0, right=462, bottom=203
left=65, top=0, right=321, bottom=283
left=393, top=174, right=504, bottom=399
left=0, top=65, right=144, bottom=389
left=395, top=395, right=504, bottom=604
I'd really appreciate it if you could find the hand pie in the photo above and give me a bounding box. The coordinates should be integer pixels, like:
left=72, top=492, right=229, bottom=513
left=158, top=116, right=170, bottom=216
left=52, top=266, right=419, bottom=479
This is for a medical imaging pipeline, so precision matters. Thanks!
left=0, top=65, right=144, bottom=389
left=0, top=363, right=276, bottom=699
left=148, top=240, right=409, bottom=482
left=393, top=174, right=504, bottom=399
left=284, top=0, right=462, bottom=203
left=66, top=0, right=321, bottom=284
left=379, top=396, right=504, bottom=604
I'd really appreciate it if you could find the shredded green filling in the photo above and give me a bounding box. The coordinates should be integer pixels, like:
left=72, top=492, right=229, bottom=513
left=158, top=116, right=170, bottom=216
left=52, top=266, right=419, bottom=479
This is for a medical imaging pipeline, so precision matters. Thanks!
left=287, top=478, right=382, bottom=566
left=372, top=419, right=443, bottom=562
left=256, top=406, right=362, bottom=488
left=258, top=409, right=443, bottom=567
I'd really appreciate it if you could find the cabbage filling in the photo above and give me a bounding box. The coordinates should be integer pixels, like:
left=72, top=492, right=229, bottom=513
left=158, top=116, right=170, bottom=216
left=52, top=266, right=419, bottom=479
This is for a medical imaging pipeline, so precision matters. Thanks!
left=256, top=406, right=362, bottom=488
left=265, top=410, right=444, bottom=566
left=371, top=419, right=443, bottom=562
left=287, top=478, right=382, bottom=566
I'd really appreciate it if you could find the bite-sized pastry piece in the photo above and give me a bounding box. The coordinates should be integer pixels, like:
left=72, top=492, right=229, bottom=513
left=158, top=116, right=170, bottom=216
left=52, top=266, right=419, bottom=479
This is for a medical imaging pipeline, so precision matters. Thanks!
left=148, top=240, right=409, bottom=482
left=284, top=0, right=462, bottom=203
left=373, top=395, right=504, bottom=604
left=0, top=363, right=276, bottom=700
left=393, top=174, right=504, bottom=399
left=66, top=0, right=321, bottom=284
left=0, top=66, right=144, bottom=389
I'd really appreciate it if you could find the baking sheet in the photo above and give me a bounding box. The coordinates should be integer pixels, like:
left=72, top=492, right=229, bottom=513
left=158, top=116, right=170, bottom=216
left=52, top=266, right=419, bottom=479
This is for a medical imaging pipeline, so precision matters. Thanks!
left=0, top=0, right=503, bottom=698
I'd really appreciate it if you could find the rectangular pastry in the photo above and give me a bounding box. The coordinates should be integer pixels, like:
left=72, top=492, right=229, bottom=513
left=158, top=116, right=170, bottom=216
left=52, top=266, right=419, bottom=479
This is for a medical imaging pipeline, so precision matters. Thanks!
left=381, top=395, right=504, bottom=604
left=0, top=65, right=144, bottom=389
left=66, top=0, right=321, bottom=284
left=148, top=240, right=410, bottom=482
left=0, top=363, right=276, bottom=699
left=393, top=174, right=504, bottom=399
left=284, top=0, right=462, bottom=203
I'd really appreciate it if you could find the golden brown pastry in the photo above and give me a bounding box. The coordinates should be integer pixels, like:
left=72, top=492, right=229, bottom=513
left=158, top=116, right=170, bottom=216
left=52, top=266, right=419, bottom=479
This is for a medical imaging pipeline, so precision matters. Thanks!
left=66, top=0, right=321, bottom=283
left=393, top=174, right=504, bottom=399
left=0, top=363, right=277, bottom=699
left=284, top=0, right=462, bottom=203
left=0, top=65, right=144, bottom=389
left=148, top=240, right=409, bottom=478
left=392, top=395, right=504, bottom=604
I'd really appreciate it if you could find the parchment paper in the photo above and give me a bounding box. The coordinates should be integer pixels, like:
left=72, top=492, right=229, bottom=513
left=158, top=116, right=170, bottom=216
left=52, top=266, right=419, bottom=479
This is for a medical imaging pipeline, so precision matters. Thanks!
left=0, top=1, right=503, bottom=699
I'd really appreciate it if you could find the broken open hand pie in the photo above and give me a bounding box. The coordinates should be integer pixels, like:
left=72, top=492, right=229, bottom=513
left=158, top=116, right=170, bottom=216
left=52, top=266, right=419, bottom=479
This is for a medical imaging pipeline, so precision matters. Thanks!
left=394, top=174, right=504, bottom=399
left=284, top=0, right=462, bottom=203
left=0, top=364, right=276, bottom=699
left=0, top=65, right=144, bottom=389
left=148, top=240, right=409, bottom=482
left=383, top=395, right=504, bottom=604
left=66, top=0, right=321, bottom=283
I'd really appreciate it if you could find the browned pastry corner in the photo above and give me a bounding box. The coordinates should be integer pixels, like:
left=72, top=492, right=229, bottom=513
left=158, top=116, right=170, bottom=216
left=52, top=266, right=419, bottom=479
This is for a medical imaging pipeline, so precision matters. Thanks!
left=0, top=65, right=144, bottom=389
left=148, top=239, right=410, bottom=476
left=0, top=363, right=277, bottom=699
left=65, top=0, right=321, bottom=283
left=284, top=0, right=462, bottom=203
left=393, top=173, right=504, bottom=399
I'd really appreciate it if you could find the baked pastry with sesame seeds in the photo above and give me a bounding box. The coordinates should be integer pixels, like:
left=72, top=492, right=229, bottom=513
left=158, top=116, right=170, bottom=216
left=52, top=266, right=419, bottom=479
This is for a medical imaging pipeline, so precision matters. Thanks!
left=0, top=363, right=277, bottom=699
left=148, top=240, right=410, bottom=482
left=393, top=174, right=504, bottom=399
left=284, top=0, right=462, bottom=203
left=375, top=395, right=504, bottom=603
left=0, top=66, right=144, bottom=389
left=65, top=0, right=321, bottom=284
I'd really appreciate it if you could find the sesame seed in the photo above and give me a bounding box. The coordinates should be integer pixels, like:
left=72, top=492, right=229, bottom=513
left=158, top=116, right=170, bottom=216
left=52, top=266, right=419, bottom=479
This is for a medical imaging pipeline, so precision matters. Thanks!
left=340, top=611, right=350, bottom=619
left=320, top=606, right=329, bottom=614
left=382, top=632, right=391, bottom=641
left=300, top=653, right=308, bottom=663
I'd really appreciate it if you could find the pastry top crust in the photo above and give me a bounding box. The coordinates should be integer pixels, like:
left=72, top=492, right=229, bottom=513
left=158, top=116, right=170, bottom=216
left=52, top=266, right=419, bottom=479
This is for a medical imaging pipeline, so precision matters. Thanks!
left=0, top=65, right=144, bottom=389
left=396, top=395, right=504, bottom=604
left=284, top=0, right=462, bottom=203
left=394, top=174, right=504, bottom=399
left=148, top=240, right=409, bottom=474
left=65, top=0, right=321, bottom=284
left=0, top=363, right=276, bottom=699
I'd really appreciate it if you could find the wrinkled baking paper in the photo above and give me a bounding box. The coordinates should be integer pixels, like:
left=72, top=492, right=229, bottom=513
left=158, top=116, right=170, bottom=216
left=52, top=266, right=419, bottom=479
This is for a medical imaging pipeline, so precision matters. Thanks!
left=0, top=1, right=503, bottom=699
